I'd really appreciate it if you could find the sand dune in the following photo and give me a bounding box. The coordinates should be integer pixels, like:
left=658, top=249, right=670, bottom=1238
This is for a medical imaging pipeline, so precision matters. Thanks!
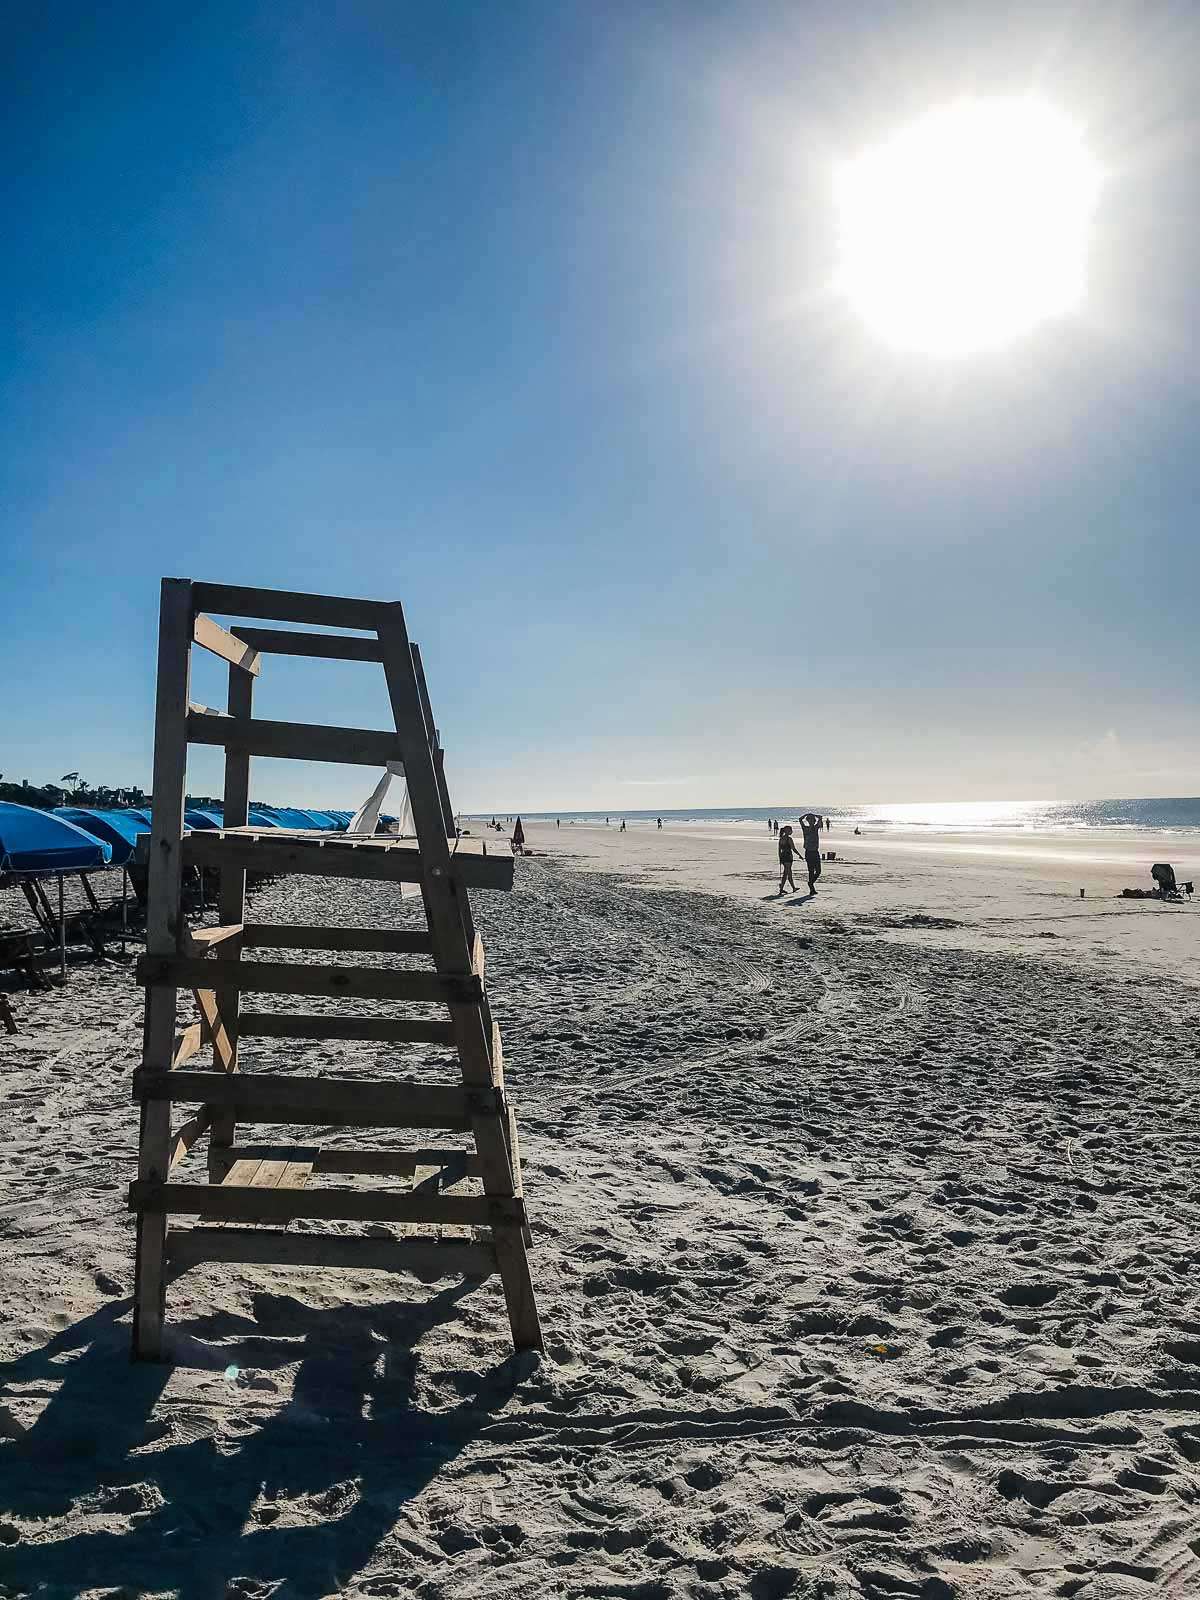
left=2, top=837, right=1199, bottom=1597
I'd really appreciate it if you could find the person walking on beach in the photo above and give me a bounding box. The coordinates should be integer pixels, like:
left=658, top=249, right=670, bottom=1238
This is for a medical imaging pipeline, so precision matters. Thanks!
left=778, top=824, right=800, bottom=895
left=799, top=812, right=823, bottom=893
left=657, top=817, right=662, bottom=830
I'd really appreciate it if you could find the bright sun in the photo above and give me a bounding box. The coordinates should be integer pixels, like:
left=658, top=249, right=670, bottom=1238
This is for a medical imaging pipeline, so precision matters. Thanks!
left=834, top=98, right=1101, bottom=357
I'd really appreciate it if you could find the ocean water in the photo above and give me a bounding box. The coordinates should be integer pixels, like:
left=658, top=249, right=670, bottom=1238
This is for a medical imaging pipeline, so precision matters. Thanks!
left=465, top=798, right=1200, bottom=835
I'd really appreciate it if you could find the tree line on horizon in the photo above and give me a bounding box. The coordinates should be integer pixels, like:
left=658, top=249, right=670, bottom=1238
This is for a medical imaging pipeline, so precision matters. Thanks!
left=0, top=776, right=235, bottom=813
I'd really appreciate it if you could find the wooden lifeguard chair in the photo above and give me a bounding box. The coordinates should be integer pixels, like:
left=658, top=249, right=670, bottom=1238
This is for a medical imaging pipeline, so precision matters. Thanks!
left=129, top=579, right=540, bottom=1359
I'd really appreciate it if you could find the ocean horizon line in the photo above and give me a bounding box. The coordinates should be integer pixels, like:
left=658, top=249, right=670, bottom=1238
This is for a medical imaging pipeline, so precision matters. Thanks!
left=458, top=796, right=1200, bottom=835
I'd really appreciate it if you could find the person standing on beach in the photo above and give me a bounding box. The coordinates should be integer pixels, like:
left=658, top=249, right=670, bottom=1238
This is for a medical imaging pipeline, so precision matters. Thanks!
left=799, top=813, right=823, bottom=893
left=657, top=817, right=662, bottom=829
left=778, top=824, right=800, bottom=895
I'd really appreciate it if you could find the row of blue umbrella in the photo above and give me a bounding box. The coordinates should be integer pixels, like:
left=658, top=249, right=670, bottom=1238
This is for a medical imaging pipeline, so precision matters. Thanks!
left=0, top=802, right=364, bottom=877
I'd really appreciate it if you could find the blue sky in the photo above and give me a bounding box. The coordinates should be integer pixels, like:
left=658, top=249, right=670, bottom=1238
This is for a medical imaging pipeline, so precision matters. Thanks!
left=4, top=1, right=1200, bottom=810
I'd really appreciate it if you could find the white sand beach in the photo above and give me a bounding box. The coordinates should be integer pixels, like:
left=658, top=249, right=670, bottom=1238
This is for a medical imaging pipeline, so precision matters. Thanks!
left=2, top=830, right=1199, bottom=1598
left=525, top=820, right=1200, bottom=984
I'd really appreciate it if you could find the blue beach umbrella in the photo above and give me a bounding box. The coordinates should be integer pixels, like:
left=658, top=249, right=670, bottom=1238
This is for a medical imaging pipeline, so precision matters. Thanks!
left=184, top=809, right=224, bottom=831
left=54, top=807, right=148, bottom=867
left=0, top=803, right=112, bottom=875
left=247, top=806, right=284, bottom=828
left=296, top=808, right=339, bottom=830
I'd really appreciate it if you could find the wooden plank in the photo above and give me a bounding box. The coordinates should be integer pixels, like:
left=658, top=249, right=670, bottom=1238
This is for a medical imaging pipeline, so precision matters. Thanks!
left=250, top=1159, right=289, bottom=1189
left=212, top=660, right=254, bottom=1177
left=215, top=1155, right=289, bottom=1219
left=192, top=612, right=261, bottom=675
left=166, top=1227, right=497, bottom=1279
left=377, top=609, right=542, bottom=1352
left=491, top=1022, right=504, bottom=1088
left=187, top=710, right=401, bottom=768
left=182, top=831, right=515, bottom=891
left=276, top=1161, right=313, bottom=1190
left=186, top=923, right=243, bottom=952
left=133, top=1070, right=493, bottom=1129
left=134, top=577, right=193, bottom=1362
left=239, top=1012, right=455, bottom=1045
left=231, top=626, right=383, bottom=663
left=471, top=931, right=485, bottom=981
left=140, top=955, right=483, bottom=1005
left=222, top=1158, right=264, bottom=1186
left=411, top=643, right=456, bottom=836
left=241, top=923, right=433, bottom=954
left=191, top=582, right=387, bottom=630
left=171, top=1021, right=204, bottom=1067
left=132, top=1179, right=523, bottom=1228
left=193, top=988, right=235, bottom=1071
left=222, top=1144, right=483, bottom=1179
left=167, top=1109, right=211, bottom=1172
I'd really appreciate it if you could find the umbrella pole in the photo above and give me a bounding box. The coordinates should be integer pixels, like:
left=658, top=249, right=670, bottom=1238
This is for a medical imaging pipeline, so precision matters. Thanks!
left=121, top=866, right=128, bottom=956
left=58, top=874, right=66, bottom=982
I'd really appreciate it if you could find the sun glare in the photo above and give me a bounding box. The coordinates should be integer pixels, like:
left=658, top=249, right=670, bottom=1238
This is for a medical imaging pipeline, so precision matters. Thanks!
left=834, top=98, right=1101, bottom=357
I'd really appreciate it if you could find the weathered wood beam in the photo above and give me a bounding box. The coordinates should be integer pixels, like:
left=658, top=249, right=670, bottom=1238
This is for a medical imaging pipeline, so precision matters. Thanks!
left=376, top=606, right=542, bottom=1350
left=192, top=613, right=262, bottom=675
left=193, top=987, right=235, bottom=1070
left=132, top=1069, right=499, bottom=1129
left=238, top=1012, right=455, bottom=1045
left=139, top=955, right=482, bottom=1005
left=171, top=1021, right=204, bottom=1067
left=130, top=1180, right=523, bottom=1228
left=186, top=923, right=243, bottom=953
left=187, top=711, right=401, bottom=768
left=166, top=1228, right=497, bottom=1279
left=221, top=1144, right=484, bottom=1178
left=220, top=1157, right=312, bottom=1189
left=133, top=577, right=192, bottom=1361
left=191, top=582, right=389, bottom=630
left=167, top=1109, right=211, bottom=1172
left=240, top=923, right=433, bottom=955
left=231, top=627, right=383, bottom=663
left=181, top=831, right=515, bottom=891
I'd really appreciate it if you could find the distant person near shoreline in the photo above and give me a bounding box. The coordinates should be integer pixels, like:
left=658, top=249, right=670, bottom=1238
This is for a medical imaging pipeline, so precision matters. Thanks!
left=799, top=813, right=823, bottom=893
left=778, top=824, right=799, bottom=895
